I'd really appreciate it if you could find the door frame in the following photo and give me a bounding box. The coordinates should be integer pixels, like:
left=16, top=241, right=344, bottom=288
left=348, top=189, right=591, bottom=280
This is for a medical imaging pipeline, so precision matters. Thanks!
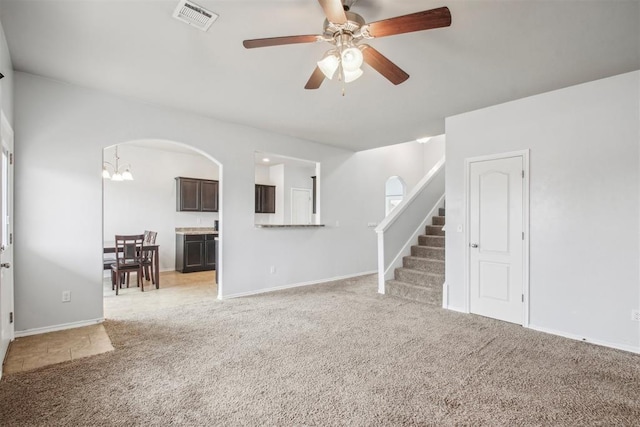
left=463, top=149, right=530, bottom=327
left=0, top=110, right=14, bottom=369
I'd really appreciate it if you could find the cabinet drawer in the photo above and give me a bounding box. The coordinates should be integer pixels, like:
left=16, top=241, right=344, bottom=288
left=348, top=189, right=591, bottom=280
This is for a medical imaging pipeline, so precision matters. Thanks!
left=185, top=234, right=205, bottom=242
left=205, top=234, right=217, bottom=241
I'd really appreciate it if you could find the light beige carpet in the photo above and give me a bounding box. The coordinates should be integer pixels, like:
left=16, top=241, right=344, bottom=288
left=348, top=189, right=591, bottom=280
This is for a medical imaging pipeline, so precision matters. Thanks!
left=1, top=274, right=639, bottom=425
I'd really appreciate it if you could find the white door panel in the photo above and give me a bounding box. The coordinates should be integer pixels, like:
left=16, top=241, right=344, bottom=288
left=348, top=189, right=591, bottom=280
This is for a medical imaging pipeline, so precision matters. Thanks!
left=470, top=156, right=523, bottom=324
left=291, top=188, right=311, bottom=225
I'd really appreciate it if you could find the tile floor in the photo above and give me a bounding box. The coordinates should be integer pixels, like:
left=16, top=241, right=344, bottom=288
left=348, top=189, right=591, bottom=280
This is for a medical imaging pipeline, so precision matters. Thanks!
left=3, top=324, right=114, bottom=374
left=3, top=270, right=216, bottom=375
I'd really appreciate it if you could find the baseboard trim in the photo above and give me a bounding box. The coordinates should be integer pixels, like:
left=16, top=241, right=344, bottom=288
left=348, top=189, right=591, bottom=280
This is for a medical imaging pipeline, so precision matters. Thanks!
left=15, top=318, right=104, bottom=338
left=444, top=305, right=468, bottom=314
left=528, top=324, right=640, bottom=355
left=221, top=271, right=377, bottom=300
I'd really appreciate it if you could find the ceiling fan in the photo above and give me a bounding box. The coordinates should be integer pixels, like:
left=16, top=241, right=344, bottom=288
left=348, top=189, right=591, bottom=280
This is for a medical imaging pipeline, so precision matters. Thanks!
left=242, top=0, right=451, bottom=90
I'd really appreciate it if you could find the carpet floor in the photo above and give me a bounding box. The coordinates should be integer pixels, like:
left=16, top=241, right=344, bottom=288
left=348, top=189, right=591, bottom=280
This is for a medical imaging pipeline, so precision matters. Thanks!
left=1, top=274, right=639, bottom=426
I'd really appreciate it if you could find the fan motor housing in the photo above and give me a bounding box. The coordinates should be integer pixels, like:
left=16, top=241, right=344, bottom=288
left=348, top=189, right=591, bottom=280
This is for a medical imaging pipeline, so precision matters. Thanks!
left=323, top=11, right=366, bottom=37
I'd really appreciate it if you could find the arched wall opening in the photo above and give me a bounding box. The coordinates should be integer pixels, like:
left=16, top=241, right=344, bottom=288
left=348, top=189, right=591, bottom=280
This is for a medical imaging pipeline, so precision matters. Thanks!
left=385, top=176, right=406, bottom=216
left=101, top=139, right=224, bottom=304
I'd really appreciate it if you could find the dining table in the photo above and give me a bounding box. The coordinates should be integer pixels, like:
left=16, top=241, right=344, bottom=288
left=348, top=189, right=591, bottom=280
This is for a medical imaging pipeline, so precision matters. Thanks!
left=103, top=242, right=160, bottom=289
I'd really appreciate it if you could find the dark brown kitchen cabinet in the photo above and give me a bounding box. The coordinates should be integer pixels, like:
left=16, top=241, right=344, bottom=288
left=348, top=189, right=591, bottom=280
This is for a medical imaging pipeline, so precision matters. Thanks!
left=176, top=233, right=217, bottom=273
left=176, top=177, right=218, bottom=212
left=201, top=180, right=219, bottom=212
left=255, top=184, right=276, bottom=213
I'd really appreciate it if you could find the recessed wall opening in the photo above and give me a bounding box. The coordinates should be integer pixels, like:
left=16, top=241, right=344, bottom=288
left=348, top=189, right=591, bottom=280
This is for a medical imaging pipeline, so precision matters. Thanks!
left=254, top=152, right=320, bottom=226
left=101, top=140, right=223, bottom=315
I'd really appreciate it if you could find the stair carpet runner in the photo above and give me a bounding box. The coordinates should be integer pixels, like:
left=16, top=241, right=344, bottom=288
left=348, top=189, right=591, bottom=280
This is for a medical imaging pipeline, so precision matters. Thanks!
left=385, top=207, right=445, bottom=306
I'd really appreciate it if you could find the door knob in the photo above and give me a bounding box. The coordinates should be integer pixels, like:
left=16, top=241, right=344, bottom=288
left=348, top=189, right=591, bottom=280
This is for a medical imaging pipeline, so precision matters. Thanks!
left=0, top=262, right=10, bottom=268
left=470, top=243, right=478, bottom=248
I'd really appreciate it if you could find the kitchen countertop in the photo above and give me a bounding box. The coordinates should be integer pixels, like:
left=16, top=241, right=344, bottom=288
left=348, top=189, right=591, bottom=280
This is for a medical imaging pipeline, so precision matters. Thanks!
left=175, top=227, right=218, bottom=235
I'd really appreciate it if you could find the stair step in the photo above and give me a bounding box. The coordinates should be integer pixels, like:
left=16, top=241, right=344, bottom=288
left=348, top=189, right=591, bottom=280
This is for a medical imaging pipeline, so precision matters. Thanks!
left=418, top=235, right=445, bottom=247
left=403, top=256, right=445, bottom=274
left=394, top=268, right=445, bottom=287
left=439, top=207, right=445, bottom=216
left=425, top=225, right=445, bottom=236
left=386, top=280, right=442, bottom=306
left=432, top=216, right=445, bottom=226
left=411, top=245, right=445, bottom=260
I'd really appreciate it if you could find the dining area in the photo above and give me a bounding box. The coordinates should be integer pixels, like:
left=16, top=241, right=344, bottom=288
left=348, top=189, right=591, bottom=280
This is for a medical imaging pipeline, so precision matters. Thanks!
left=103, top=231, right=160, bottom=295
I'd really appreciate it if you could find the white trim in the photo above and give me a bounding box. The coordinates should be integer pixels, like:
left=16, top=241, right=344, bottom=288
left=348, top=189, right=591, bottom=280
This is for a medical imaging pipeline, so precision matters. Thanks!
left=377, top=232, right=385, bottom=294
left=444, top=305, right=468, bottom=314
left=382, top=194, right=445, bottom=283
left=442, top=281, right=447, bottom=308
left=221, top=271, right=376, bottom=300
left=464, top=149, right=530, bottom=324
left=15, top=318, right=104, bottom=338
left=528, top=324, right=640, bottom=355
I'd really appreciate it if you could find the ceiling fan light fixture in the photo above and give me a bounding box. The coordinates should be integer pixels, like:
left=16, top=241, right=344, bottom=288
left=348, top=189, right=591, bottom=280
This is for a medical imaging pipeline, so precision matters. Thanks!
left=317, top=53, right=340, bottom=80
left=343, top=67, right=363, bottom=83
left=341, top=46, right=363, bottom=72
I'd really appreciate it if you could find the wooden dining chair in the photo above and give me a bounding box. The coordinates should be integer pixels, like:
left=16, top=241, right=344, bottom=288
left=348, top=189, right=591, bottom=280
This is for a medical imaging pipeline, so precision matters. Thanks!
left=111, top=234, right=145, bottom=295
left=142, top=230, right=158, bottom=284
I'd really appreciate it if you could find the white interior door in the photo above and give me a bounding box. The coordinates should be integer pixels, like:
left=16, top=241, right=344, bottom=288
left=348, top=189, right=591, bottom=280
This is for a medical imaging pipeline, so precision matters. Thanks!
left=469, top=156, right=524, bottom=324
left=0, top=112, right=14, bottom=367
left=291, top=188, right=311, bottom=225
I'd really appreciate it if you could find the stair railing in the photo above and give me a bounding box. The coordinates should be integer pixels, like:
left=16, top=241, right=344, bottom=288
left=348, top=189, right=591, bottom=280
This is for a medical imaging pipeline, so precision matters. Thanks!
left=375, top=156, right=445, bottom=294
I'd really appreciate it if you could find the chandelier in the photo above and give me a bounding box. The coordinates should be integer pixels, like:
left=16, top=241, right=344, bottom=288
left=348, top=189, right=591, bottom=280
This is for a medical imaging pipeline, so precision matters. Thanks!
left=102, top=145, right=133, bottom=181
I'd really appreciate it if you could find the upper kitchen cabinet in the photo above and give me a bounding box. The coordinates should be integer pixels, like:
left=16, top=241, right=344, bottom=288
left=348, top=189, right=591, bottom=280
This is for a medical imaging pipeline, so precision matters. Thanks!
left=201, top=180, right=219, bottom=212
left=176, top=177, right=219, bottom=212
left=255, top=184, right=276, bottom=214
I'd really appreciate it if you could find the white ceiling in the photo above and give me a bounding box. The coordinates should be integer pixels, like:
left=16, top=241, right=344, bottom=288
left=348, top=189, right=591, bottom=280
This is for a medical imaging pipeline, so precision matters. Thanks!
left=1, top=0, right=638, bottom=151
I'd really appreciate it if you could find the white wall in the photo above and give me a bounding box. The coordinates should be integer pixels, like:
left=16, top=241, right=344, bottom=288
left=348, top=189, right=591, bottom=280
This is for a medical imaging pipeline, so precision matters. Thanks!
left=355, top=137, right=446, bottom=226
left=0, top=15, right=13, bottom=124
left=445, top=71, right=640, bottom=352
left=103, top=143, right=219, bottom=271
left=13, top=72, right=435, bottom=333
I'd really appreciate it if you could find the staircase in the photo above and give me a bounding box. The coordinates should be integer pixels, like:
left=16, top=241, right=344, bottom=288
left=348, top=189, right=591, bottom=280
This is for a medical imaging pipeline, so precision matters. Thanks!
left=385, top=206, right=445, bottom=306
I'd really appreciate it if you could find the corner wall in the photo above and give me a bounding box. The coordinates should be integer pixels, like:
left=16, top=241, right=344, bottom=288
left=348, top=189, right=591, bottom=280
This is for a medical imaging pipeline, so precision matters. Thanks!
left=445, top=71, right=640, bottom=352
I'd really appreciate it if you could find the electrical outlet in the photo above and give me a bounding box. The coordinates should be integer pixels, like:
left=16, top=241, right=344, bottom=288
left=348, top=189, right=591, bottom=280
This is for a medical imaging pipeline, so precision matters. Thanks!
left=270, top=266, right=276, bottom=274
left=367, top=222, right=377, bottom=227
left=632, top=310, right=640, bottom=321
left=62, top=291, right=71, bottom=303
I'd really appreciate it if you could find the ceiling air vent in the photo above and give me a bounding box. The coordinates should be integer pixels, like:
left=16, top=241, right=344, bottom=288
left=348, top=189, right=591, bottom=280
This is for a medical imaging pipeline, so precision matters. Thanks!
left=173, top=0, right=218, bottom=32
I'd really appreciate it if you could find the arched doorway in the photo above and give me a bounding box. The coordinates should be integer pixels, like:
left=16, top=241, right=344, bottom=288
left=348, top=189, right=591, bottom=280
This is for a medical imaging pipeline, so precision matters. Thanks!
left=101, top=140, right=223, bottom=315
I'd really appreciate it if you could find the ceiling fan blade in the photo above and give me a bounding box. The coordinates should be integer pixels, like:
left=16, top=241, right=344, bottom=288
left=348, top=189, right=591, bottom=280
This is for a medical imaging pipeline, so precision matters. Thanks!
left=305, top=66, right=325, bottom=90
left=361, top=45, right=409, bottom=85
left=318, top=0, right=347, bottom=24
left=366, top=6, right=451, bottom=38
left=243, top=35, right=321, bottom=49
